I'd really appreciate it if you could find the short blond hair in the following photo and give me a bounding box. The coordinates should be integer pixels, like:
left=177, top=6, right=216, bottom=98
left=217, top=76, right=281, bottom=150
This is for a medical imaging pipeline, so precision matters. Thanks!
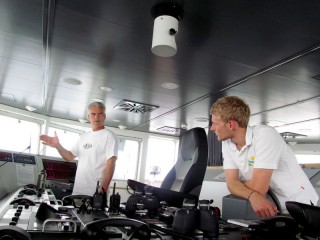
left=210, top=96, right=250, bottom=128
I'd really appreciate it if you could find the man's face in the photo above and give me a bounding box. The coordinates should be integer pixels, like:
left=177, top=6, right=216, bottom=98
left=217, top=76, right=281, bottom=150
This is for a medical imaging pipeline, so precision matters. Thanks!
left=88, top=106, right=106, bottom=130
left=210, top=115, right=231, bottom=141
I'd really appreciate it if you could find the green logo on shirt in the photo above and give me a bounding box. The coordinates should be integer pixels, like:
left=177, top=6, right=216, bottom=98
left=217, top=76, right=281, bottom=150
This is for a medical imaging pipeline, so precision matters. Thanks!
left=248, top=156, right=255, bottom=166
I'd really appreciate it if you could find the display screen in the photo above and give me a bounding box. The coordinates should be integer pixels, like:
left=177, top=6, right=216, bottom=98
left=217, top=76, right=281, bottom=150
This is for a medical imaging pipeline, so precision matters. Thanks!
left=0, top=151, right=13, bottom=162
left=13, top=154, right=36, bottom=165
left=42, top=158, right=77, bottom=182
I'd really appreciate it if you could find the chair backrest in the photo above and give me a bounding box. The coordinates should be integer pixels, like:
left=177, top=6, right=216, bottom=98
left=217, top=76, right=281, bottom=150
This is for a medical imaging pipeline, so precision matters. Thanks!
left=160, top=127, right=208, bottom=196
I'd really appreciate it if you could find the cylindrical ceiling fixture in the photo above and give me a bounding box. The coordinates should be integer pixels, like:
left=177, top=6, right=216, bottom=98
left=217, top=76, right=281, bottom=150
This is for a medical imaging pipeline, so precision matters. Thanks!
left=151, top=3, right=184, bottom=57
left=152, top=15, right=178, bottom=57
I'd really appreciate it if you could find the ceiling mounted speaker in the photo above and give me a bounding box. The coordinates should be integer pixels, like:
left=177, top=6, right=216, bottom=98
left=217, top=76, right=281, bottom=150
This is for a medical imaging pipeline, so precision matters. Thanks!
left=151, top=3, right=184, bottom=57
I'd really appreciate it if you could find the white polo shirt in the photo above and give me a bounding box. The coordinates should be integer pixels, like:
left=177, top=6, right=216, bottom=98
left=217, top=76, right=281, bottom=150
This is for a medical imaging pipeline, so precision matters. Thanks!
left=223, top=125, right=318, bottom=210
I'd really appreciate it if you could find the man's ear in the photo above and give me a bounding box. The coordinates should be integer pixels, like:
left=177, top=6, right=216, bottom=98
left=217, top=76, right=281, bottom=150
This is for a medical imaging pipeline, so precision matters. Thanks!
left=228, top=120, right=238, bottom=130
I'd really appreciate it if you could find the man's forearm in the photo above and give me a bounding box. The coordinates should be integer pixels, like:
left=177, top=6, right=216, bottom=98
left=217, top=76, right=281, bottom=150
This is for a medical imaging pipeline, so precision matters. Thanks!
left=227, top=180, right=257, bottom=200
left=101, top=157, right=116, bottom=191
left=56, top=143, right=75, bottom=161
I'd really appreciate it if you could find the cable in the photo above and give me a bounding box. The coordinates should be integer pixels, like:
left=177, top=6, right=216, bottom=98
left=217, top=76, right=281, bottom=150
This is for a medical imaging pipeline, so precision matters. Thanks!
left=126, top=184, right=134, bottom=195
left=0, top=161, right=8, bottom=168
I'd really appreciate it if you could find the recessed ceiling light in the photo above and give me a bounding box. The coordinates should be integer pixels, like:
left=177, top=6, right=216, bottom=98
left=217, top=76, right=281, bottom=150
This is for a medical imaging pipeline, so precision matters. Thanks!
left=90, top=98, right=104, bottom=103
left=161, top=82, right=179, bottom=89
left=26, top=105, right=36, bottom=112
left=113, top=119, right=120, bottom=122
left=78, top=118, right=88, bottom=123
left=118, top=125, right=127, bottom=130
left=100, top=86, right=113, bottom=92
left=62, top=77, right=82, bottom=85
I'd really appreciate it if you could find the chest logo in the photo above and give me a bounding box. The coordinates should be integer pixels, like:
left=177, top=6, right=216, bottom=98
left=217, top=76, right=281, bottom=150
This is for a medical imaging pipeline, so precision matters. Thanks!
left=248, top=156, right=255, bottom=166
left=83, top=143, right=92, bottom=149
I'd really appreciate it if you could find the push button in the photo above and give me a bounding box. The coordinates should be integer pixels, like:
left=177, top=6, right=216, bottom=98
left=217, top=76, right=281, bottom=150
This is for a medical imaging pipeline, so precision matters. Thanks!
left=14, top=212, right=21, bottom=217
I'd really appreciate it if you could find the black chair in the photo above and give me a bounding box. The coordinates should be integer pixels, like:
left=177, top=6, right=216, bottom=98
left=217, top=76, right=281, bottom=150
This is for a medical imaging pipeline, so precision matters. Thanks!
left=286, top=201, right=320, bottom=239
left=160, top=127, right=208, bottom=196
left=127, top=127, right=208, bottom=207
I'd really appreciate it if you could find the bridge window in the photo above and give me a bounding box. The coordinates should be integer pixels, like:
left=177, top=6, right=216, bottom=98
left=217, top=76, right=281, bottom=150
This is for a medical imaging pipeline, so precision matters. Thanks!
left=0, top=114, right=41, bottom=154
left=145, top=136, right=179, bottom=183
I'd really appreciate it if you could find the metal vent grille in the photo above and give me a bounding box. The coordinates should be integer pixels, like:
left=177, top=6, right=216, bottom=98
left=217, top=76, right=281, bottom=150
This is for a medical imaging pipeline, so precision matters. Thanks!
left=156, top=126, right=180, bottom=134
left=258, top=120, right=286, bottom=127
left=312, top=74, right=320, bottom=81
left=280, top=132, right=307, bottom=139
left=114, top=99, right=159, bottom=114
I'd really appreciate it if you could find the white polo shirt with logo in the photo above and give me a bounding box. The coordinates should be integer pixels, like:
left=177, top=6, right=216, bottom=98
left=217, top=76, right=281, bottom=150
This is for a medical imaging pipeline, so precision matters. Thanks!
left=71, top=128, right=118, bottom=196
left=222, top=125, right=318, bottom=210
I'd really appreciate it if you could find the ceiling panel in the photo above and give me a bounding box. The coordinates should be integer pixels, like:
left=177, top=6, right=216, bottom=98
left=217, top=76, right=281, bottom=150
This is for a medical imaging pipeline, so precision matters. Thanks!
left=0, top=0, right=319, bottom=144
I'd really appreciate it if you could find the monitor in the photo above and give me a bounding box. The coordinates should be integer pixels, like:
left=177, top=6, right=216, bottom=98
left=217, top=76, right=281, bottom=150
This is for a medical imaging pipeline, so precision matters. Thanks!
left=42, top=157, right=77, bottom=183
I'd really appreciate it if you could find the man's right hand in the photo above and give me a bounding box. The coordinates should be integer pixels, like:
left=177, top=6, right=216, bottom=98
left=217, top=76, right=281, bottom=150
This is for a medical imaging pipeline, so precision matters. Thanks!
left=249, top=191, right=279, bottom=218
left=40, top=131, right=59, bottom=148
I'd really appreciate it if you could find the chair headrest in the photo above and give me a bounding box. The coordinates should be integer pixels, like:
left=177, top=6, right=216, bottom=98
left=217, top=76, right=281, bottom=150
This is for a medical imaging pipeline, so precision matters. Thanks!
left=180, top=128, right=204, bottom=161
left=286, top=201, right=320, bottom=238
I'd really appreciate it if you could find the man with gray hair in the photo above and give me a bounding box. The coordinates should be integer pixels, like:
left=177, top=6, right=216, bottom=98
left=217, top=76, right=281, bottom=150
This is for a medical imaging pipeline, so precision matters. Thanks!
left=40, top=101, right=118, bottom=196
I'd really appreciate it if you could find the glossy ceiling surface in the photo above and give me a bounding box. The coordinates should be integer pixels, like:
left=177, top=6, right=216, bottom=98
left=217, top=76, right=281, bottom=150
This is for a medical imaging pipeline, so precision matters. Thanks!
left=0, top=0, right=319, bottom=143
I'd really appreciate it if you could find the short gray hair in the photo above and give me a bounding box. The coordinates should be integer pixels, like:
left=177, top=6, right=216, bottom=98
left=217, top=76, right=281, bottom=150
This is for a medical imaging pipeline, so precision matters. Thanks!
left=87, top=101, right=106, bottom=113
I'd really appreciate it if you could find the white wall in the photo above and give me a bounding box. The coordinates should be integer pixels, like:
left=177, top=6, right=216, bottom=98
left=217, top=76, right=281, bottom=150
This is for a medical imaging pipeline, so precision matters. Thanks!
left=289, top=143, right=320, bottom=155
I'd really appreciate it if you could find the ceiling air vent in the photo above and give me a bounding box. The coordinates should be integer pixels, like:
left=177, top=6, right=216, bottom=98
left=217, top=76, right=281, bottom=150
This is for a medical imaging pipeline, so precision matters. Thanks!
left=157, top=126, right=180, bottom=134
left=312, top=74, right=320, bottom=81
left=280, top=132, right=307, bottom=139
left=114, top=99, right=159, bottom=114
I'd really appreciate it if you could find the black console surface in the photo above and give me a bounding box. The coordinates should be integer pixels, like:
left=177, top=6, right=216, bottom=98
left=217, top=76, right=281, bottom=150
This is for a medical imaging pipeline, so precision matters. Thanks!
left=0, top=187, right=302, bottom=240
